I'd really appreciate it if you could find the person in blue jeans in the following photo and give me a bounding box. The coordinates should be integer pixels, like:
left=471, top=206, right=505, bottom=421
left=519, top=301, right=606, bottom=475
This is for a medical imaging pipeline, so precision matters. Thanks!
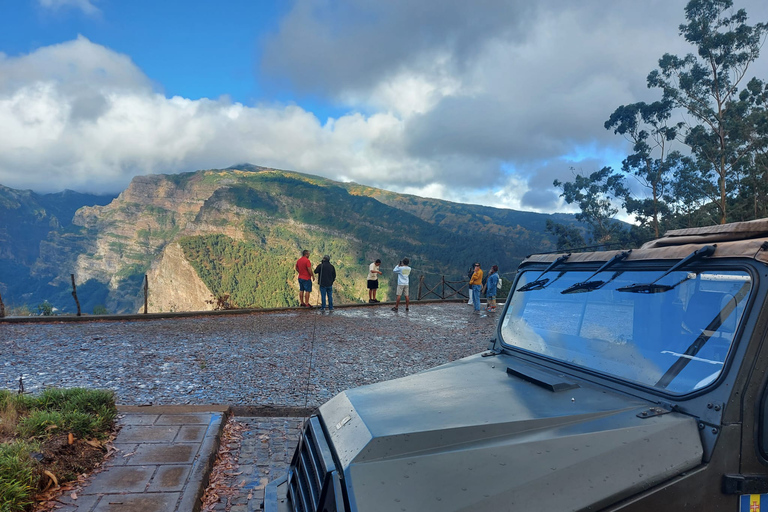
left=469, top=262, right=483, bottom=311
left=485, top=265, right=499, bottom=311
left=314, top=255, right=337, bottom=311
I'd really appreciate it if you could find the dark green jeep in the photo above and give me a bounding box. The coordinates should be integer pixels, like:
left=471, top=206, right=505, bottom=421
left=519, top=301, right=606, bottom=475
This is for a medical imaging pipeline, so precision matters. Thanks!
left=265, top=219, right=768, bottom=511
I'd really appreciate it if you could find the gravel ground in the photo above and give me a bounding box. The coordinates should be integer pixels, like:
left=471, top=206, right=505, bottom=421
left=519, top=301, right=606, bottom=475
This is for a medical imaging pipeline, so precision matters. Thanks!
left=1, top=303, right=498, bottom=407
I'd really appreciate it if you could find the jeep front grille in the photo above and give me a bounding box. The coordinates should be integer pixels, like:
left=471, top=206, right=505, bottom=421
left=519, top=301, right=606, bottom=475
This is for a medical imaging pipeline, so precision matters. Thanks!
left=287, top=416, right=344, bottom=512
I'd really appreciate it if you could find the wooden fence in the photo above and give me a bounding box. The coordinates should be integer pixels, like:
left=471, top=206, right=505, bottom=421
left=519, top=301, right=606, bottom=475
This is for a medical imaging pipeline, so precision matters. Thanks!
left=0, top=272, right=508, bottom=318
left=416, top=275, right=469, bottom=301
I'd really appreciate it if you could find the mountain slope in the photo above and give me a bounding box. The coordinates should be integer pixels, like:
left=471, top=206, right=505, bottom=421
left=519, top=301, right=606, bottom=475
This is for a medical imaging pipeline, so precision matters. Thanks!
left=1, top=165, right=576, bottom=314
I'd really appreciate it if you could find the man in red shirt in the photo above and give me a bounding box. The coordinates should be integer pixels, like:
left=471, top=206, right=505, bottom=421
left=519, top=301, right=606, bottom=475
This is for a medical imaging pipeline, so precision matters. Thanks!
left=295, top=250, right=314, bottom=307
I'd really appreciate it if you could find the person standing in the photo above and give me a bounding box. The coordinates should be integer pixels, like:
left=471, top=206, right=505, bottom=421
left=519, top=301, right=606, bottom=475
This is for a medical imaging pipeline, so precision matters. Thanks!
left=467, top=265, right=475, bottom=305
left=470, top=262, right=483, bottom=311
left=367, top=259, right=382, bottom=303
left=485, top=265, right=499, bottom=311
left=314, top=255, right=336, bottom=311
left=392, top=258, right=411, bottom=312
left=295, top=250, right=314, bottom=307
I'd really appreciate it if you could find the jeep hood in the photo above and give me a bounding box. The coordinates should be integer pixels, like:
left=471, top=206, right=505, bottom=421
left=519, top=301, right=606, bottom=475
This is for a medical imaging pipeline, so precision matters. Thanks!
left=319, top=353, right=703, bottom=512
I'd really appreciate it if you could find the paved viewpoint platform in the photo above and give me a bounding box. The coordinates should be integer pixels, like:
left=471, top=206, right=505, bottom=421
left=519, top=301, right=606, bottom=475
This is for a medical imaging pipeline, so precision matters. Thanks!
left=54, top=406, right=228, bottom=512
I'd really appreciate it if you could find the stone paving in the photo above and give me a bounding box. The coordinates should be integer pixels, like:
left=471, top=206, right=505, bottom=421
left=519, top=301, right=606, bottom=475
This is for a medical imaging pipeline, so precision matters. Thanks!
left=1, top=303, right=498, bottom=407
left=205, top=416, right=305, bottom=512
left=0, top=303, right=499, bottom=510
left=53, top=406, right=228, bottom=512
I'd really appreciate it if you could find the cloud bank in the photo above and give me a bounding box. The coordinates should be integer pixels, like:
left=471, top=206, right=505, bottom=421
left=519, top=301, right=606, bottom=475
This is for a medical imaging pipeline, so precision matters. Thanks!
left=2, top=1, right=767, bottom=213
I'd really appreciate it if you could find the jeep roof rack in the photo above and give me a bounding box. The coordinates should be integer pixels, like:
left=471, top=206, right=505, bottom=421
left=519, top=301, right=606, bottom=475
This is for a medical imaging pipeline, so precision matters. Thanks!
left=523, top=219, right=768, bottom=266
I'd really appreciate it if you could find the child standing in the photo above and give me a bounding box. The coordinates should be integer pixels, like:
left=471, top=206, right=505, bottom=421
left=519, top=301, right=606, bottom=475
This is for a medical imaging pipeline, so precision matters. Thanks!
left=485, top=265, right=499, bottom=311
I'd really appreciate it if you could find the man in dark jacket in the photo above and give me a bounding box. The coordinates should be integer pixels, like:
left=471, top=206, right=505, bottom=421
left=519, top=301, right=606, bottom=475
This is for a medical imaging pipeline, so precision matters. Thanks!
left=314, top=255, right=337, bottom=311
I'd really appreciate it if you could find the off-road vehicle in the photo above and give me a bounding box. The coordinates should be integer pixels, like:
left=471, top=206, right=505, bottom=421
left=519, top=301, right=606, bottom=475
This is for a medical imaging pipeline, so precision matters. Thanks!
left=265, top=219, right=768, bottom=511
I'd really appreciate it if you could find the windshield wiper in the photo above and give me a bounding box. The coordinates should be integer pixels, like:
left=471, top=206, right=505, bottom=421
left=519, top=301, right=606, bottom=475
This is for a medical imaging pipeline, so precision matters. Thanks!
left=516, top=254, right=570, bottom=292
left=561, top=250, right=631, bottom=294
left=617, top=245, right=716, bottom=294
left=656, top=280, right=750, bottom=389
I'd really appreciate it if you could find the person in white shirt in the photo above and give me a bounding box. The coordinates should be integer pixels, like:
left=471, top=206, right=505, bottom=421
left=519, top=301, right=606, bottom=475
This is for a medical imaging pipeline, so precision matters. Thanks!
left=392, top=258, right=411, bottom=311
left=367, top=259, right=382, bottom=303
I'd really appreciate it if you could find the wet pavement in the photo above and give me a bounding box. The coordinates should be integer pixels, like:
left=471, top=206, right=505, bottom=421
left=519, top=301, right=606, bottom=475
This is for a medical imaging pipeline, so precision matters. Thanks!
left=216, top=415, right=305, bottom=512
left=1, top=302, right=498, bottom=408
left=53, top=406, right=229, bottom=512
left=1, top=302, right=499, bottom=510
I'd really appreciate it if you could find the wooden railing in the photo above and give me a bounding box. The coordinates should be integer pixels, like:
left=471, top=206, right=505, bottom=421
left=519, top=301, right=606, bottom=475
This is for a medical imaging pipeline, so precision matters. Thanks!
left=416, top=275, right=469, bottom=301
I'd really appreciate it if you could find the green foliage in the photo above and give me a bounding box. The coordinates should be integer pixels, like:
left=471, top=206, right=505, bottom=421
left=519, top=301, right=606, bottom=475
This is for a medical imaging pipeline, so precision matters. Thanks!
left=0, top=390, right=36, bottom=413
left=16, top=389, right=116, bottom=439
left=553, top=168, right=631, bottom=247
left=180, top=234, right=308, bottom=308
left=6, top=305, right=31, bottom=317
left=645, top=0, right=768, bottom=223
left=16, top=410, right=65, bottom=439
left=116, top=262, right=150, bottom=279
left=0, top=441, right=41, bottom=512
left=92, top=304, right=108, bottom=315
left=36, top=301, right=53, bottom=316
left=557, top=0, right=768, bottom=237
left=545, top=219, right=587, bottom=251
left=0, top=388, right=116, bottom=511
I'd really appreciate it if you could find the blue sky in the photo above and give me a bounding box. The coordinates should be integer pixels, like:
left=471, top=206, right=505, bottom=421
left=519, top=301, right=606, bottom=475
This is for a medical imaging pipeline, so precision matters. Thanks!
left=1, top=2, right=328, bottom=110
left=1, top=0, right=766, bottom=213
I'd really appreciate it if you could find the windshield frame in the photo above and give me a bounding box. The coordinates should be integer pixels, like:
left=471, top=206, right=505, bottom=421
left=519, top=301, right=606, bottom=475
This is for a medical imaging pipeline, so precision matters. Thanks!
left=497, top=258, right=760, bottom=401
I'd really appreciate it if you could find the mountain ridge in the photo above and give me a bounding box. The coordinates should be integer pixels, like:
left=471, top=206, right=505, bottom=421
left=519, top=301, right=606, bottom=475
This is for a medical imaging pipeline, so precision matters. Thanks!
left=0, top=165, right=577, bottom=314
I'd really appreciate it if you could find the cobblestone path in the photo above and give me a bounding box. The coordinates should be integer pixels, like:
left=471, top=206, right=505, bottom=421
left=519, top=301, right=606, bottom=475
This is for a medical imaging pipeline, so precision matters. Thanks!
left=2, top=303, right=498, bottom=407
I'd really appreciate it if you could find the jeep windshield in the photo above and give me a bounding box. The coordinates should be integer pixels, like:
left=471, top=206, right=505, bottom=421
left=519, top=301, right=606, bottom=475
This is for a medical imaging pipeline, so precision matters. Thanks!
left=500, top=267, right=752, bottom=394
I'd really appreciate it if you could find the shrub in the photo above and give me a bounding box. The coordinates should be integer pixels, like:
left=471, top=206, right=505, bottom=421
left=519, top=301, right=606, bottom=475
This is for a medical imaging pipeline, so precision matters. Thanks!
left=0, top=387, right=117, bottom=509
left=6, top=305, right=31, bottom=317
left=17, top=410, right=65, bottom=439
left=36, top=302, right=53, bottom=316
left=26, top=389, right=117, bottom=439
left=92, top=304, right=109, bottom=315
left=0, top=441, right=41, bottom=512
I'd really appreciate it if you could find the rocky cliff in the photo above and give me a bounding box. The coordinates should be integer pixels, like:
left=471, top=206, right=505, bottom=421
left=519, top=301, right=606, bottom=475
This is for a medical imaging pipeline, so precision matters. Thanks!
left=143, top=242, right=215, bottom=313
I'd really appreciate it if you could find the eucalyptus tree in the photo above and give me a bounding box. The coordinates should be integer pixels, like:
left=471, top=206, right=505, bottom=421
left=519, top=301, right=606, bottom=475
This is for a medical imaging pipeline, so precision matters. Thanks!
left=545, top=219, right=586, bottom=251
left=725, top=77, right=768, bottom=221
left=605, top=100, right=682, bottom=238
left=553, top=167, right=630, bottom=246
left=647, top=0, right=767, bottom=224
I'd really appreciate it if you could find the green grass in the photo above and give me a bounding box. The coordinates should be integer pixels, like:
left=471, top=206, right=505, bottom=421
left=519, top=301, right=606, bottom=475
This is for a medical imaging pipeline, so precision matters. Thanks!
left=0, top=388, right=117, bottom=511
left=0, top=441, right=41, bottom=512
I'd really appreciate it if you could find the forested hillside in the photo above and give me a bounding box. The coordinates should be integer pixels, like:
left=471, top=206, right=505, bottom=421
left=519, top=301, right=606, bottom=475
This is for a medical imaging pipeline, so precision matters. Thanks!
left=0, top=166, right=578, bottom=314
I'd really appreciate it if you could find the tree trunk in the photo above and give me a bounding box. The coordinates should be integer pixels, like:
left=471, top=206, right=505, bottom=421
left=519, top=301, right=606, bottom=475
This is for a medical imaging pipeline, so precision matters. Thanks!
left=71, top=274, right=81, bottom=317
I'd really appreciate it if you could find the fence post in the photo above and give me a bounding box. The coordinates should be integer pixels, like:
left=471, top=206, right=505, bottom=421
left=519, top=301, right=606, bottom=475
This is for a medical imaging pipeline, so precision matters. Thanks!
left=0, top=290, right=5, bottom=318
left=441, top=276, right=445, bottom=300
left=144, top=274, right=149, bottom=314
left=70, top=274, right=82, bottom=317
left=418, top=275, right=424, bottom=300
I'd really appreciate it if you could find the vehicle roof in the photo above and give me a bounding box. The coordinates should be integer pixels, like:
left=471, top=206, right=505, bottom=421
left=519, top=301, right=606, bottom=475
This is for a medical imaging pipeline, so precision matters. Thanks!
left=523, top=218, right=768, bottom=266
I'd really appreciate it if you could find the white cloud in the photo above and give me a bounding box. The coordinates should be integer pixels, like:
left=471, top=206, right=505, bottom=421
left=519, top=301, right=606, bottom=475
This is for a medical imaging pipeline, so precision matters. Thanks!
left=0, top=37, right=438, bottom=195
left=38, top=0, right=100, bottom=16
left=4, top=0, right=768, bottom=216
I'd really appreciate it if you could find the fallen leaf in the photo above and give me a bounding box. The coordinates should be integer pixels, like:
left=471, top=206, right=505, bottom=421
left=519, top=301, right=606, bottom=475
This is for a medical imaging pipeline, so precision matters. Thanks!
left=43, top=470, right=59, bottom=490
left=67, top=433, right=74, bottom=445
left=70, top=492, right=77, bottom=500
